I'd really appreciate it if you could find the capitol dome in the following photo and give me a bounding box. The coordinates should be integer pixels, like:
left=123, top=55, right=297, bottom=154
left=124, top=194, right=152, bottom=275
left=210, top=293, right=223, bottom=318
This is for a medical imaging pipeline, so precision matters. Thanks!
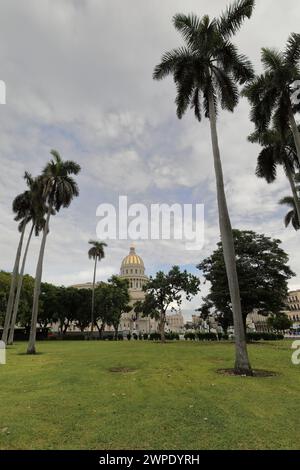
left=120, top=246, right=147, bottom=289
left=121, top=246, right=144, bottom=269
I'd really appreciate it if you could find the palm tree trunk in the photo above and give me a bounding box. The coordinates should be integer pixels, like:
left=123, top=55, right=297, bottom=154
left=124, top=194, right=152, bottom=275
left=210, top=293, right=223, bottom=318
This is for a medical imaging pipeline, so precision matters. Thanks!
left=90, top=256, right=97, bottom=338
left=8, top=224, right=34, bottom=345
left=1, top=221, right=27, bottom=344
left=208, top=91, right=252, bottom=375
left=289, top=109, right=300, bottom=166
left=27, top=207, right=51, bottom=354
left=285, top=159, right=300, bottom=223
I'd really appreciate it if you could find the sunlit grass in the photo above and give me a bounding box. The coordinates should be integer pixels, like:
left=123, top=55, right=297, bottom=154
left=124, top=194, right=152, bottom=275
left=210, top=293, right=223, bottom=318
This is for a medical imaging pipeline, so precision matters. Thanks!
left=0, top=340, right=298, bottom=450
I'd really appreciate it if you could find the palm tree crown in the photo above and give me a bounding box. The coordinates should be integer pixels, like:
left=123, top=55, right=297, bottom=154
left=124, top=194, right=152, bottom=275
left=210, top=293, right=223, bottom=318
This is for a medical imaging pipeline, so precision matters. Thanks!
left=153, top=0, right=255, bottom=120
left=249, top=128, right=299, bottom=183
left=41, top=149, right=81, bottom=212
left=88, top=241, right=107, bottom=262
left=242, top=33, right=300, bottom=135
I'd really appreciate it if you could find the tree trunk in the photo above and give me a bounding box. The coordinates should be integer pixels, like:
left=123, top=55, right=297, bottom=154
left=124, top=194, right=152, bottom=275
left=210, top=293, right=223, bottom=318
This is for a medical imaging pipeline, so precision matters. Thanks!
left=289, top=109, right=300, bottom=166
left=285, top=159, right=300, bottom=223
left=90, top=256, right=97, bottom=338
left=208, top=91, right=252, bottom=375
left=114, top=325, right=119, bottom=340
left=159, top=311, right=166, bottom=343
left=27, top=207, right=51, bottom=354
left=2, top=221, right=27, bottom=344
left=8, top=224, right=34, bottom=345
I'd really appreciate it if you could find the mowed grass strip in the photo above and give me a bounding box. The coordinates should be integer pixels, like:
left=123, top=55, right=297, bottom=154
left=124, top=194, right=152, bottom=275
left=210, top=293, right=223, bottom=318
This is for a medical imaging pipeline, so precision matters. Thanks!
left=0, top=340, right=299, bottom=450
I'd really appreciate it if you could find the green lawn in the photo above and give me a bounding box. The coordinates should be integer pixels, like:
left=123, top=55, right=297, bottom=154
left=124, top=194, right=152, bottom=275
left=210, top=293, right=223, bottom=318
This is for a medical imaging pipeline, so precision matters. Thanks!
left=0, top=340, right=299, bottom=450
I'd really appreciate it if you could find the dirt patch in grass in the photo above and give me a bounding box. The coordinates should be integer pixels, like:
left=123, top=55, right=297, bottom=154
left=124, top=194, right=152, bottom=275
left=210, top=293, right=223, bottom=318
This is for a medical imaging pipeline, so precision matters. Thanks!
left=217, top=368, right=278, bottom=378
left=108, top=367, right=137, bottom=373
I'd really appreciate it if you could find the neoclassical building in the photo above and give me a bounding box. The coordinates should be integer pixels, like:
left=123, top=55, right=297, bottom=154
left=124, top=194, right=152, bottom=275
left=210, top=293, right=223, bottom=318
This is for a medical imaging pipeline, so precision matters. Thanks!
left=119, top=246, right=157, bottom=334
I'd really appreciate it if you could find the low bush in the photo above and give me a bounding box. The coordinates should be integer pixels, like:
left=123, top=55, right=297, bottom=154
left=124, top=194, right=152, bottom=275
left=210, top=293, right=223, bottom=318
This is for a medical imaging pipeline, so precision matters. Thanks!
left=196, top=332, right=218, bottom=341
left=246, top=332, right=284, bottom=341
left=184, top=332, right=196, bottom=341
left=149, top=332, right=161, bottom=341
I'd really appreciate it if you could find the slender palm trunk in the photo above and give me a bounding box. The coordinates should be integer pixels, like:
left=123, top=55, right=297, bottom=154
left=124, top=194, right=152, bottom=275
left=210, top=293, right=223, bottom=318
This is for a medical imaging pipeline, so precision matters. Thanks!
left=208, top=91, right=252, bottom=375
left=27, top=207, right=51, bottom=354
left=90, top=257, right=97, bottom=337
left=1, top=221, right=27, bottom=344
left=285, top=159, right=300, bottom=223
left=8, top=224, right=34, bottom=345
left=289, top=109, right=300, bottom=166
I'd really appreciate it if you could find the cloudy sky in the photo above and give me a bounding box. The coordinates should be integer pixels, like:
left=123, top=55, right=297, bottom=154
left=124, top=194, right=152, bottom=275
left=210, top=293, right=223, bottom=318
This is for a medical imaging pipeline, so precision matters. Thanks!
left=0, top=0, right=299, bottom=316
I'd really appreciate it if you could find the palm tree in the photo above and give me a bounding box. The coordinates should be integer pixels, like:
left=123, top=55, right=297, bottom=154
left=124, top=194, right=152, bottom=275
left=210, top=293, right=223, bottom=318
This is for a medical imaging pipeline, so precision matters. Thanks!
left=243, top=33, right=300, bottom=165
left=27, top=150, right=80, bottom=354
left=279, top=196, right=300, bottom=230
left=88, top=240, right=107, bottom=337
left=1, top=173, right=37, bottom=344
left=249, top=128, right=300, bottom=222
left=7, top=177, right=47, bottom=345
left=153, top=0, right=255, bottom=375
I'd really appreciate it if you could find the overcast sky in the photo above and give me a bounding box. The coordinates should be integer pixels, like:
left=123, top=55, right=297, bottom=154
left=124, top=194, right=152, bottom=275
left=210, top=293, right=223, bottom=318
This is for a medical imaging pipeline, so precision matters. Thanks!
left=0, top=0, right=299, bottom=316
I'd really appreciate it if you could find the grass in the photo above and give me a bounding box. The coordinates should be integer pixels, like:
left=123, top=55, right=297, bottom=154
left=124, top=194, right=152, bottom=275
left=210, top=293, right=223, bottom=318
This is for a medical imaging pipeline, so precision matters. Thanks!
left=0, top=340, right=299, bottom=450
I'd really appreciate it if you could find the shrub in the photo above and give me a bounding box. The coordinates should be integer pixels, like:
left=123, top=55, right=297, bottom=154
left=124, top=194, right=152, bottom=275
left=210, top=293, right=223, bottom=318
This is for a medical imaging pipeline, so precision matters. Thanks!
left=184, top=332, right=196, bottom=341
left=143, top=333, right=148, bottom=340
left=62, top=334, right=85, bottom=341
left=165, top=332, right=180, bottom=340
left=127, top=333, right=132, bottom=341
left=149, top=332, right=161, bottom=341
left=196, top=332, right=218, bottom=341
left=246, top=332, right=284, bottom=342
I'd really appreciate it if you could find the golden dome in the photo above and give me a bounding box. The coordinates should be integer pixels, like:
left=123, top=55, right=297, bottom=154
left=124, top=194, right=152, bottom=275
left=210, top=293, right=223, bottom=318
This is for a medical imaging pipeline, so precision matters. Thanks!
left=121, top=246, right=144, bottom=267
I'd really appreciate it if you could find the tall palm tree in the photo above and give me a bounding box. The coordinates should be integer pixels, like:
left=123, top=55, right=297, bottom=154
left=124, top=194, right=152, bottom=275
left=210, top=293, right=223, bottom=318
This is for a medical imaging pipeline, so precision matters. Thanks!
left=279, top=196, right=300, bottom=230
left=27, top=150, right=80, bottom=354
left=153, top=0, right=255, bottom=375
left=243, top=33, right=300, bottom=165
left=1, top=173, right=37, bottom=344
left=249, top=128, right=300, bottom=222
left=7, top=178, right=47, bottom=345
left=88, top=240, right=107, bottom=337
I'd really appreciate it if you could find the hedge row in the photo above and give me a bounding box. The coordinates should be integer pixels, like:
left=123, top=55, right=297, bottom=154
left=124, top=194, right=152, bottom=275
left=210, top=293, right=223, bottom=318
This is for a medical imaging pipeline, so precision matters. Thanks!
left=246, top=332, right=284, bottom=341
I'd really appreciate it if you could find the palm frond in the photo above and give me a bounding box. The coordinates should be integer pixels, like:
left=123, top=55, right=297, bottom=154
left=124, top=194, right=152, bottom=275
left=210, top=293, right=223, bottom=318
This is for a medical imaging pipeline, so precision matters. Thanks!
left=256, top=147, right=277, bottom=182
left=153, top=47, right=194, bottom=81
left=217, top=0, right=255, bottom=39
left=284, top=33, right=300, bottom=67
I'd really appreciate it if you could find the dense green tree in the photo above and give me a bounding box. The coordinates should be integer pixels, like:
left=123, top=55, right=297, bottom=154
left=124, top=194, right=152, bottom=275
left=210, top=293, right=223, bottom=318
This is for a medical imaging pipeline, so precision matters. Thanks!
left=27, top=150, right=80, bottom=354
left=198, top=230, right=295, bottom=329
left=267, top=313, right=292, bottom=333
left=73, top=289, right=92, bottom=332
left=136, top=266, right=200, bottom=342
left=88, top=240, right=107, bottom=337
left=153, top=0, right=255, bottom=373
left=94, top=283, right=113, bottom=338
left=109, top=276, right=131, bottom=339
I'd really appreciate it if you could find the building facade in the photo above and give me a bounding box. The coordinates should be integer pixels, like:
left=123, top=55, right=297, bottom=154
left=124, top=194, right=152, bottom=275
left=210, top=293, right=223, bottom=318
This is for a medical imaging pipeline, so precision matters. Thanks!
left=285, top=290, right=300, bottom=327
